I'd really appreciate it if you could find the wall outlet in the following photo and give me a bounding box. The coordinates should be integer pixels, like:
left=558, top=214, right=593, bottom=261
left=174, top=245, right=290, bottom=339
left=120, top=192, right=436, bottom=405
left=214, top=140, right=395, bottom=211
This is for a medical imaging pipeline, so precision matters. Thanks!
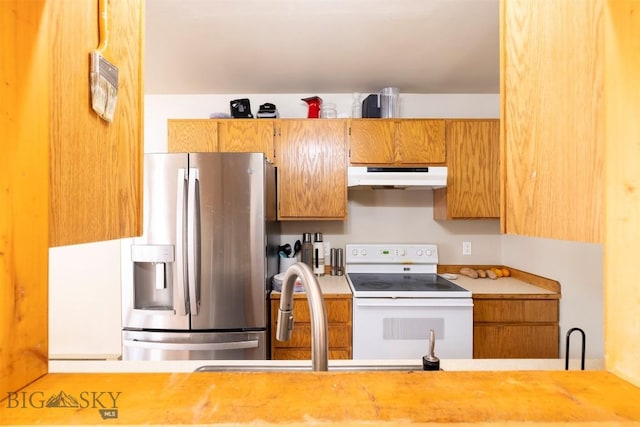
left=462, top=241, right=472, bottom=256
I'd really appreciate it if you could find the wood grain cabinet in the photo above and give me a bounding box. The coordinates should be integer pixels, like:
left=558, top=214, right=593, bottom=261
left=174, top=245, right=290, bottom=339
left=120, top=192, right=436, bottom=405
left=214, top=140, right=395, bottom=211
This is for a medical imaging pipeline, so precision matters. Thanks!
left=501, top=0, right=603, bottom=242
left=49, top=0, right=144, bottom=246
left=168, top=119, right=218, bottom=152
left=275, top=119, right=348, bottom=220
left=167, top=119, right=275, bottom=162
left=349, top=119, right=446, bottom=165
left=473, top=298, right=559, bottom=359
left=218, top=119, right=275, bottom=161
left=270, top=295, right=352, bottom=360
left=433, top=119, right=500, bottom=219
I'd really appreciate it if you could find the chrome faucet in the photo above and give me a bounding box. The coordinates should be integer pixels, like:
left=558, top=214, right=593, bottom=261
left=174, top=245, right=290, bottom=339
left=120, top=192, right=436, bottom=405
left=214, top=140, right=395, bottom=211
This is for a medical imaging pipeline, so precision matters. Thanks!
left=275, top=262, right=328, bottom=371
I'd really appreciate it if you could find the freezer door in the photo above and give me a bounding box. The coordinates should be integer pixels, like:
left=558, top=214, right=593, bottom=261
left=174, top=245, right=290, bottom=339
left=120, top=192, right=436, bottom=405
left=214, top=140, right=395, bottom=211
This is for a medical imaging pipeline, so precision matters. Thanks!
left=188, top=153, right=271, bottom=330
left=122, top=330, right=267, bottom=361
left=122, top=153, right=190, bottom=330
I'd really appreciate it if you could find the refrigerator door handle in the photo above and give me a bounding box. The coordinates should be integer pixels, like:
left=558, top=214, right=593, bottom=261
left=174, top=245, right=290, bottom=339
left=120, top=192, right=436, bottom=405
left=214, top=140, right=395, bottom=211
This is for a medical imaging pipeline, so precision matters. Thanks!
left=123, top=338, right=259, bottom=351
left=174, top=168, right=188, bottom=316
left=187, top=167, right=200, bottom=315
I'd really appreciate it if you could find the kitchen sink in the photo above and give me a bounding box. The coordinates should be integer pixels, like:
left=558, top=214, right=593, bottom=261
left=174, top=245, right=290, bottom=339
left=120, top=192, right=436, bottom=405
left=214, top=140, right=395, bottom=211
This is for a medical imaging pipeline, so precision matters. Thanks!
left=194, top=362, right=424, bottom=372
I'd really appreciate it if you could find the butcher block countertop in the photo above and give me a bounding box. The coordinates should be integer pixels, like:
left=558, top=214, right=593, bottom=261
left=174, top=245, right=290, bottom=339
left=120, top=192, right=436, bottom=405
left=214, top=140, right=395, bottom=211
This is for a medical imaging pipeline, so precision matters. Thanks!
left=272, top=266, right=558, bottom=299
left=439, top=265, right=561, bottom=299
left=2, top=370, right=640, bottom=425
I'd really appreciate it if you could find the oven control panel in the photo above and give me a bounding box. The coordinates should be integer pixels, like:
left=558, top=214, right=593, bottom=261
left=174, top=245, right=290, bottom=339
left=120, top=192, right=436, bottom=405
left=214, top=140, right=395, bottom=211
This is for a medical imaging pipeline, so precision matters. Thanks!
left=345, top=243, right=439, bottom=264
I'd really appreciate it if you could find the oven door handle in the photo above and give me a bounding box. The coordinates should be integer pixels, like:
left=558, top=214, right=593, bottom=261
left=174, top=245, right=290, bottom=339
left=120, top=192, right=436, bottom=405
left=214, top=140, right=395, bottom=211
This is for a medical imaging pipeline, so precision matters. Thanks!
left=353, top=299, right=473, bottom=307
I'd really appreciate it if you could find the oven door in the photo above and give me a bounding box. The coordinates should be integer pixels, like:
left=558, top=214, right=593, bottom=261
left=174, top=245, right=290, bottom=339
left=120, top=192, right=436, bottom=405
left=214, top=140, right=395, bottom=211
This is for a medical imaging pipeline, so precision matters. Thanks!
left=352, top=298, right=473, bottom=360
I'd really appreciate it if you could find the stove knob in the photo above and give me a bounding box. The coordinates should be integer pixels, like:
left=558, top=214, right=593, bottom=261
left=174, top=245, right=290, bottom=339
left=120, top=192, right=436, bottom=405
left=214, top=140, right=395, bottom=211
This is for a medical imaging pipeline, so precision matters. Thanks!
left=425, top=249, right=433, bottom=257
left=360, top=249, right=368, bottom=256
left=351, top=248, right=358, bottom=256
left=416, top=249, right=423, bottom=256
left=399, top=249, right=406, bottom=256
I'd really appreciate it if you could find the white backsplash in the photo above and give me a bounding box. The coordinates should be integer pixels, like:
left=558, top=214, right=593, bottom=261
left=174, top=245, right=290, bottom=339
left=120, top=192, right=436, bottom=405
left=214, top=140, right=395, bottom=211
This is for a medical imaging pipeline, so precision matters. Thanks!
left=280, top=189, right=502, bottom=266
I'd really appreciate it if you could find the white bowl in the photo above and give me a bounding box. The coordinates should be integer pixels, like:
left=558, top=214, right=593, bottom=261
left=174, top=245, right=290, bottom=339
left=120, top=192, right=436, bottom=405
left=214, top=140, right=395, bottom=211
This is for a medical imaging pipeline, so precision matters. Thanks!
left=272, top=273, right=304, bottom=293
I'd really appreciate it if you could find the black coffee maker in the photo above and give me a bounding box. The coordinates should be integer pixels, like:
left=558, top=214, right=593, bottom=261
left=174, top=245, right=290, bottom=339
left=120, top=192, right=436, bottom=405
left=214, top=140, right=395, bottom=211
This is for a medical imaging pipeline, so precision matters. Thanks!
left=230, top=98, right=253, bottom=118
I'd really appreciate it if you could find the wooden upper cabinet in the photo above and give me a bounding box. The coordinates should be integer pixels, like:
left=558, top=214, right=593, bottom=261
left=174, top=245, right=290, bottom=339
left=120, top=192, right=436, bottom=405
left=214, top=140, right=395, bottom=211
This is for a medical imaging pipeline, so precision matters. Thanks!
left=501, top=0, right=603, bottom=242
left=276, top=120, right=348, bottom=220
left=218, top=119, right=275, bottom=162
left=49, top=0, right=143, bottom=246
left=396, top=120, right=446, bottom=164
left=168, top=119, right=218, bottom=152
left=434, top=120, right=500, bottom=220
left=349, top=119, right=445, bottom=165
left=349, top=120, right=396, bottom=163
left=167, top=119, right=275, bottom=162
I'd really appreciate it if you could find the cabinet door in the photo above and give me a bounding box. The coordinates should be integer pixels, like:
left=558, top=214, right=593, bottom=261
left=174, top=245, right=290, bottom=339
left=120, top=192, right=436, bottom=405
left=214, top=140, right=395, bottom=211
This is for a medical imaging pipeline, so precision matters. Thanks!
left=397, top=120, right=446, bottom=164
left=502, top=0, right=603, bottom=242
left=474, top=324, right=559, bottom=359
left=270, top=297, right=352, bottom=360
left=349, top=119, right=396, bottom=164
left=219, top=119, right=275, bottom=162
left=434, top=120, right=499, bottom=219
left=167, top=119, right=218, bottom=152
left=276, top=120, right=348, bottom=220
left=49, top=0, right=143, bottom=246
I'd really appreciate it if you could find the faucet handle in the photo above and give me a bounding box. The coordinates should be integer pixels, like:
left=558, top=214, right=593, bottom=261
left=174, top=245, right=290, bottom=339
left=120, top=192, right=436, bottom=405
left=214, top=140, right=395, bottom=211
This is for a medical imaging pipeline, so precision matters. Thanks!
left=275, top=309, right=294, bottom=342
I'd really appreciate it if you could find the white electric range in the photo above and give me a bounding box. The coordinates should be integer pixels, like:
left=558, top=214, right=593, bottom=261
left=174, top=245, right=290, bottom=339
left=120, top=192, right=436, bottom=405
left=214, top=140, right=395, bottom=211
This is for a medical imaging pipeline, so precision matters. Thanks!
left=346, top=243, right=473, bottom=360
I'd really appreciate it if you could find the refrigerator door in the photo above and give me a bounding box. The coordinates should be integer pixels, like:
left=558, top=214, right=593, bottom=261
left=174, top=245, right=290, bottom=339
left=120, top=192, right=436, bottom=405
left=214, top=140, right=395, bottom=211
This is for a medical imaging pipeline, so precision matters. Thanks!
left=122, top=153, right=190, bottom=330
left=188, top=152, right=270, bottom=330
left=122, top=330, right=267, bottom=360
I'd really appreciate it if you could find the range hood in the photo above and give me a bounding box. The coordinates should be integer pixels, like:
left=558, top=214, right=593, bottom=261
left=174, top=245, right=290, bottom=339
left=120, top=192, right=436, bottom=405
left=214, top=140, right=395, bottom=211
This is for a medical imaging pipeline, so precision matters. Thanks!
left=347, top=166, right=448, bottom=190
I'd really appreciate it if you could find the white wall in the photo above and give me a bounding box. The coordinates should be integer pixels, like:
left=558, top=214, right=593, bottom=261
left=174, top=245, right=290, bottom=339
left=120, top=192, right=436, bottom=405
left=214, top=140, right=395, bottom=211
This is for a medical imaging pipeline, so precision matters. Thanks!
left=49, top=92, right=604, bottom=360
left=502, top=236, right=604, bottom=359
left=48, top=240, right=122, bottom=359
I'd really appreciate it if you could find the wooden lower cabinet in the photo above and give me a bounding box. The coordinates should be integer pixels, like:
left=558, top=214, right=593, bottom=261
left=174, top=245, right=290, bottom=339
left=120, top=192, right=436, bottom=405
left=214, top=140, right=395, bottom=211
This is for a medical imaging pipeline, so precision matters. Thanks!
left=473, top=298, right=559, bottom=359
left=270, top=295, right=352, bottom=360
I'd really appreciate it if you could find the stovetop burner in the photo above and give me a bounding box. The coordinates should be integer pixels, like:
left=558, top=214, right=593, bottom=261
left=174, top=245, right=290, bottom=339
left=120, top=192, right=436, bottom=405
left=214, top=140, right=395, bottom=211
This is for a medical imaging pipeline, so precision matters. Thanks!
left=348, top=273, right=468, bottom=293
left=344, top=244, right=472, bottom=298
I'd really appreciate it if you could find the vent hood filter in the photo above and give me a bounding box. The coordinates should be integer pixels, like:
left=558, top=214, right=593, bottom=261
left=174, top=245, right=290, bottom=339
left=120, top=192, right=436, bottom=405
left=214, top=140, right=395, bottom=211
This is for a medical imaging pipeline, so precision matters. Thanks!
left=347, top=166, right=448, bottom=190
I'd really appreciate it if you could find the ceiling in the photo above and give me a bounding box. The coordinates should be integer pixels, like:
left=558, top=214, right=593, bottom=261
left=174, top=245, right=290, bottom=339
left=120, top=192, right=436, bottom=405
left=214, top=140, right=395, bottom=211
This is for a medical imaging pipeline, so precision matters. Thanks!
left=144, top=0, right=499, bottom=95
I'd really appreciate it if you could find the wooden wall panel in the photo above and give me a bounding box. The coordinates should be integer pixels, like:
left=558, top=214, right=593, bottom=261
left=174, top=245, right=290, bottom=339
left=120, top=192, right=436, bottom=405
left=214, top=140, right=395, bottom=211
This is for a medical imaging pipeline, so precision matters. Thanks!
left=1, top=0, right=50, bottom=397
left=49, top=0, right=143, bottom=246
left=604, top=0, right=640, bottom=386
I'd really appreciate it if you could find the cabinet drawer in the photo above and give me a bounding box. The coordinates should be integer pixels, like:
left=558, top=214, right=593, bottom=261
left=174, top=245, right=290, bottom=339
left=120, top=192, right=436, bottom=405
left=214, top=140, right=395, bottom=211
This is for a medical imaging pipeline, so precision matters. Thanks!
left=271, top=298, right=352, bottom=323
left=473, top=299, right=558, bottom=323
left=272, top=324, right=352, bottom=348
left=474, top=324, right=559, bottom=358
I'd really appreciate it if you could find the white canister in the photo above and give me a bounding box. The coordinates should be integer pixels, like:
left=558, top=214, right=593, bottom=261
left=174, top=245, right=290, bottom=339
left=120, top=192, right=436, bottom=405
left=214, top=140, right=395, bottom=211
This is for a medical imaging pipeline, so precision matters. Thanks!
left=279, top=256, right=297, bottom=274
left=313, top=232, right=325, bottom=276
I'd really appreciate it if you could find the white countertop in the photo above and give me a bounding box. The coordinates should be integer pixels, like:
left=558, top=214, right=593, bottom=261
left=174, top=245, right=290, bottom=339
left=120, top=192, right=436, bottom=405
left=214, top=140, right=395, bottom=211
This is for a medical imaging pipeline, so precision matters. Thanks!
left=48, top=358, right=603, bottom=373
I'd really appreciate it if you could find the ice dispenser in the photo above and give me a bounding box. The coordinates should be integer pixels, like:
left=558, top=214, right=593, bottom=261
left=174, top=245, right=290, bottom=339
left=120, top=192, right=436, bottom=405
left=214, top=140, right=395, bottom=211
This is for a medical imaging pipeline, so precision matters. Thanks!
left=131, top=244, right=175, bottom=310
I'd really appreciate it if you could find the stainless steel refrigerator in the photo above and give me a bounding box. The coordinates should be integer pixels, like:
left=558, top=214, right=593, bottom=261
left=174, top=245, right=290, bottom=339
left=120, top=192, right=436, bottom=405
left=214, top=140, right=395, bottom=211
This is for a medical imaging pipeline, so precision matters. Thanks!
left=122, top=152, right=279, bottom=360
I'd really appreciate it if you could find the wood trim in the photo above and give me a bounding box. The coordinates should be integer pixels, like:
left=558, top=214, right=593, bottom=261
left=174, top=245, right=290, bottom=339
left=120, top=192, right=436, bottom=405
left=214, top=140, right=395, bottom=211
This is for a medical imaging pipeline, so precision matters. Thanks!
left=1, top=0, right=50, bottom=397
left=438, top=265, right=561, bottom=294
